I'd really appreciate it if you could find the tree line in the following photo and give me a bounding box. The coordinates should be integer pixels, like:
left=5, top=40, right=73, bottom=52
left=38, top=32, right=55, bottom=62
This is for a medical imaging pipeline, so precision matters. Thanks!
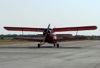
left=0, top=34, right=100, bottom=40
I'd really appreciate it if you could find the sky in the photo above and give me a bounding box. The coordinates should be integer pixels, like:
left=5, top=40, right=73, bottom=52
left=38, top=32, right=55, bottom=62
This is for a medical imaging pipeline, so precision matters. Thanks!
left=0, top=0, right=100, bottom=35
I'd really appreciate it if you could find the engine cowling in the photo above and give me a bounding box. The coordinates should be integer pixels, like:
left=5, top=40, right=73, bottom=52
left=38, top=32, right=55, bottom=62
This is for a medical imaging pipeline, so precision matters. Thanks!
left=43, top=29, right=52, bottom=36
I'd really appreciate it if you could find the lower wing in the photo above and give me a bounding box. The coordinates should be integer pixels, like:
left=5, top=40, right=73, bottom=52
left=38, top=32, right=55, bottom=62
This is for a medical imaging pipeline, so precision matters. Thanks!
left=13, top=38, right=43, bottom=42
left=56, top=37, right=87, bottom=42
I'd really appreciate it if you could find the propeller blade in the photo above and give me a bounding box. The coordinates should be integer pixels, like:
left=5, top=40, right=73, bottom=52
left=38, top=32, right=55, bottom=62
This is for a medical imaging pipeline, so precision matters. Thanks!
left=40, top=24, right=51, bottom=44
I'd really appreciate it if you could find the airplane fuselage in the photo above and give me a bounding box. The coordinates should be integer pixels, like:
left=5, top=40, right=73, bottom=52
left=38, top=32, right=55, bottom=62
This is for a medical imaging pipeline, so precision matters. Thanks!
left=45, top=34, right=56, bottom=43
left=43, top=29, right=57, bottom=44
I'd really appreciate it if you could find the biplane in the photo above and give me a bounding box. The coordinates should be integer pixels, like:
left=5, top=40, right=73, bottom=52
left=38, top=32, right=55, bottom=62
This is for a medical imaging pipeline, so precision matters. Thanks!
left=4, top=24, right=97, bottom=48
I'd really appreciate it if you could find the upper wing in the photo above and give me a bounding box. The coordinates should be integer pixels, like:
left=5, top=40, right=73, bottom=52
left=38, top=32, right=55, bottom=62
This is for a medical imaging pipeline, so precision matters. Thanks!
left=4, top=27, right=46, bottom=32
left=53, top=26, right=97, bottom=32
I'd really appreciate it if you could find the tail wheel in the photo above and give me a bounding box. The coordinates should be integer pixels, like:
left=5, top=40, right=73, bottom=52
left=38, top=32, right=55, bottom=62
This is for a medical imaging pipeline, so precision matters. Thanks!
left=57, top=44, right=59, bottom=48
left=38, top=44, right=41, bottom=48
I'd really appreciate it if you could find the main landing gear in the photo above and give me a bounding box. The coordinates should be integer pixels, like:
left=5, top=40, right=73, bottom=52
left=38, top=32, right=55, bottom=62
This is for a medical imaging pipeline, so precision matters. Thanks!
left=37, top=43, right=59, bottom=48
left=54, top=43, right=59, bottom=48
left=38, top=42, right=45, bottom=48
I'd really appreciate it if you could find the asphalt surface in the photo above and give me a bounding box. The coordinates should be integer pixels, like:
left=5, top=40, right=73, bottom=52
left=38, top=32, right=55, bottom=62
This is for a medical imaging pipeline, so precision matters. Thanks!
left=0, top=40, right=100, bottom=68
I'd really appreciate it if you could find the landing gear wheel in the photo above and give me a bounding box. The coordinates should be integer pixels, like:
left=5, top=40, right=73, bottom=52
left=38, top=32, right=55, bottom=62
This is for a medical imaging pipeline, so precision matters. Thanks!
left=57, top=44, right=59, bottom=48
left=38, top=44, right=41, bottom=48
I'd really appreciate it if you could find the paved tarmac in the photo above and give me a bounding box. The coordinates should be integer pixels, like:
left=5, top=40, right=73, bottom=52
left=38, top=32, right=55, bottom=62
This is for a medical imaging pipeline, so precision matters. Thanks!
left=0, top=40, right=100, bottom=68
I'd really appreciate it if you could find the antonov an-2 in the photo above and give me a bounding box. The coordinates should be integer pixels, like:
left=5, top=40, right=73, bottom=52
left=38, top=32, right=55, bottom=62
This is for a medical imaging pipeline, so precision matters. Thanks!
left=4, top=24, right=97, bottom=48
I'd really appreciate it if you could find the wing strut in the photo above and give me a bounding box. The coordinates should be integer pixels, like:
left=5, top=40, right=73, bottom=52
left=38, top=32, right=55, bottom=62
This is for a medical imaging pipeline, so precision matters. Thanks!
left=21, top=28, right=24, bottom=36
left=21, top=28, right=24, bottom=45
left=76, top=30, right=78, bottom=36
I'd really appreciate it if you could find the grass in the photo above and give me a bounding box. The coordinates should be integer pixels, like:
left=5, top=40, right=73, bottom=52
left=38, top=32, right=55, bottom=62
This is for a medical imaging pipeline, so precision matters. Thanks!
left=0, top=39, right=31, bottom=45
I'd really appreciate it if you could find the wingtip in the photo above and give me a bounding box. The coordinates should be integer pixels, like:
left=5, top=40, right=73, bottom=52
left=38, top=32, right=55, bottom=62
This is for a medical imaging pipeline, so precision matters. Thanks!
left=95, top=26, right=98, bottom=29
left=3, top=27, right=6, bottom=29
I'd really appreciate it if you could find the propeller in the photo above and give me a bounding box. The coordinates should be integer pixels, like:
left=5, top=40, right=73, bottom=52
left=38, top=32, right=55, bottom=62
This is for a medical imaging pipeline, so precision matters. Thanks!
left=40, top=24, right=50, bottom=45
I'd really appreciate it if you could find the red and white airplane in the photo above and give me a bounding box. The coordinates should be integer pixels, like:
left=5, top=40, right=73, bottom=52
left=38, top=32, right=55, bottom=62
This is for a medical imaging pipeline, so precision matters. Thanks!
left=4, top=24, right=97, bottom=48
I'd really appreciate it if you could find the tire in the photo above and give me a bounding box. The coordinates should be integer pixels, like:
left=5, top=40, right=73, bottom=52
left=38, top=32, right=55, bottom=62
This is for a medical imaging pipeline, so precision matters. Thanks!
left=57, top=44, right=59, bottom=48
left=38, top=44, right=41, bottom=48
